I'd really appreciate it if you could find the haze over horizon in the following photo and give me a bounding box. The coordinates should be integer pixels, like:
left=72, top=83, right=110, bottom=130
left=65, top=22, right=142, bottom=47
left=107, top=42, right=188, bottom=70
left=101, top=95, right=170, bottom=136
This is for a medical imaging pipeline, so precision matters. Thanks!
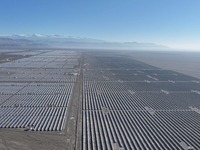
left=1, top=0, right=200, bottom=50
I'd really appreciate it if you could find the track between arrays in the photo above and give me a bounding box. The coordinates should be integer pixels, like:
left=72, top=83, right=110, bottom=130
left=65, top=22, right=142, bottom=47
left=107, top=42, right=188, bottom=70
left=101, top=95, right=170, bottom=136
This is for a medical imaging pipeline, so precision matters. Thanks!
left=0, top=50, right=200, bottom=150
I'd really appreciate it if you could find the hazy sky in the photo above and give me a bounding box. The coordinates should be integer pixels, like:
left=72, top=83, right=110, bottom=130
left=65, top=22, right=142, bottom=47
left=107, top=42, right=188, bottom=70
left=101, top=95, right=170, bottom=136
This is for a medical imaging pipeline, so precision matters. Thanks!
left=1, top=0, right=200, bottom=50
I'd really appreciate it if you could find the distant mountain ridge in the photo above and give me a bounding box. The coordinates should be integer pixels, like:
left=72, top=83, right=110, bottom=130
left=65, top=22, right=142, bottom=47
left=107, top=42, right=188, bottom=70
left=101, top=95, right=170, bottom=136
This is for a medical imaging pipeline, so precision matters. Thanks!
left=0, top=34, right=169, bottom=50
left=0, top=37, right=48, bottom=48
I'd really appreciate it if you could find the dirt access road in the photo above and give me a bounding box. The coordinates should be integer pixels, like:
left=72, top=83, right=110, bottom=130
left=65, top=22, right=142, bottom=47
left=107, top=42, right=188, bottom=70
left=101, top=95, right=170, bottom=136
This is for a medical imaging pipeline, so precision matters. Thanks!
left=0, top=54, right=83, bottom=150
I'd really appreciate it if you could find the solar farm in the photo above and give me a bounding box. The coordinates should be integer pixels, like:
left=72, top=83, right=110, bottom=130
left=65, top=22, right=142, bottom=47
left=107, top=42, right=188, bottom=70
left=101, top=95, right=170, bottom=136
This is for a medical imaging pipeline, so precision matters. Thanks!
left=0, top=50, right=200, bottom=150
left=82, top=52, right=200, bottom=150
left=0, top=50, right=80, bottom=131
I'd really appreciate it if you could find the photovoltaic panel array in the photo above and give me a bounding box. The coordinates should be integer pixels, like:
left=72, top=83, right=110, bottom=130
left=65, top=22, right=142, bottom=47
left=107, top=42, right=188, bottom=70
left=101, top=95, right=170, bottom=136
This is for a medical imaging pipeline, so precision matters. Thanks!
left=0, top=50, right=80, bottom=131
left=82, top=52, right=200, bottom=150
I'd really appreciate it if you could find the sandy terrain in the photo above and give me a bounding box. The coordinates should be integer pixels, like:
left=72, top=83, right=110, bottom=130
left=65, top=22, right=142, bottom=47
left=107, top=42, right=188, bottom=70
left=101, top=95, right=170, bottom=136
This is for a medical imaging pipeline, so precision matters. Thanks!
left=124, top=51, right=200, bottom=79
left=1, top=49, right=199, bottom=150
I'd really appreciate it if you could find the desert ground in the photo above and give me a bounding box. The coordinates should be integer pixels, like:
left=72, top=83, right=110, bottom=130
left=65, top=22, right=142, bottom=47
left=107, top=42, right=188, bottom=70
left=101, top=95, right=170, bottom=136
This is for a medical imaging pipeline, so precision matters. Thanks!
left=0, top=49, right=199, bottom=150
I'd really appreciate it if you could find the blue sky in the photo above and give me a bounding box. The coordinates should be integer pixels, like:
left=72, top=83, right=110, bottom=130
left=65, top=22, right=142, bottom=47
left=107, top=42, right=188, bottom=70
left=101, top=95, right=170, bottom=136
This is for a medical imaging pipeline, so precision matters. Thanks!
left=0, top=0, right=200, bottom=50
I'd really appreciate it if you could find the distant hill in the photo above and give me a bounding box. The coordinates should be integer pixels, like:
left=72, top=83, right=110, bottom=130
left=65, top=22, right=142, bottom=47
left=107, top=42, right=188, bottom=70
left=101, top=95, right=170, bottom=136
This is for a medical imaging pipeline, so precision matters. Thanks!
left=0, top=37, right=49, bottom=48
left=0, top=34, right=169, bottom=50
